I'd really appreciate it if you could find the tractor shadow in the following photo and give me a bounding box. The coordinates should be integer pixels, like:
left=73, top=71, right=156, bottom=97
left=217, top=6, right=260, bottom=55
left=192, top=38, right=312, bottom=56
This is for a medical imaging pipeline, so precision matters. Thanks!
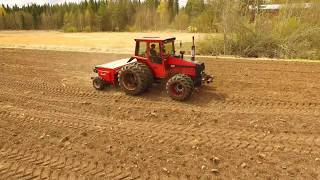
left=141, top=82, right=228, bottom=105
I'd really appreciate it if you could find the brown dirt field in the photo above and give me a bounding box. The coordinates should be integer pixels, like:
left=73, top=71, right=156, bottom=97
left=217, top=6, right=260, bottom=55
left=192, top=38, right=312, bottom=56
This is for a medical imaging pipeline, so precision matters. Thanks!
left=0, top=48, right=320, bottom=179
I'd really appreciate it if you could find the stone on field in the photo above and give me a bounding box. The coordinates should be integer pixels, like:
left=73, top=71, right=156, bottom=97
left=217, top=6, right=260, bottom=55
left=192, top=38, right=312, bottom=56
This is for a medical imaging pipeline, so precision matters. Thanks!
left=60, top=136, right=70, bottom=143
left=240, top=162, right=247, bottom=168
left=210, top=169, right=219, bottom=174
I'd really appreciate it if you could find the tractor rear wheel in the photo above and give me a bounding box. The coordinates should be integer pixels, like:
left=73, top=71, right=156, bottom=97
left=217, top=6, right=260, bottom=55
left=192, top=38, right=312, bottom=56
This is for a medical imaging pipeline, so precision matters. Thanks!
left=92, top=77, right=106, bottom=90
left=166, top=74, right=194, bottom=101
left=118, top=62, right=150, bottom=95
left=138, top=63, right=154, bottom=89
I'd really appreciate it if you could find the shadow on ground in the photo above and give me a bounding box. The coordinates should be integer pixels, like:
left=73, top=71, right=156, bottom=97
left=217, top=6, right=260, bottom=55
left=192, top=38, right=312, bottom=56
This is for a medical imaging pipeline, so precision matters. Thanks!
left=101, top=82, right=228, bottom=105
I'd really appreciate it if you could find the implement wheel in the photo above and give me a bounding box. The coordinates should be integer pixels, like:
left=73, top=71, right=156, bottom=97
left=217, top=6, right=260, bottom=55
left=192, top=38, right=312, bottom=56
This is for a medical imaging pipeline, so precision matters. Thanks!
left=92, top=77, right=106, bottom=90
left=166, top=74, right=194, bottom=101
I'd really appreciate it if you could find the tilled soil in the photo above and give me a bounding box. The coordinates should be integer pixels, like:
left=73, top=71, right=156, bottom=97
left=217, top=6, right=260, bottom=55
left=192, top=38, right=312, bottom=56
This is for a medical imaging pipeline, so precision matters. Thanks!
left=0, top=48, right=319, bottom=179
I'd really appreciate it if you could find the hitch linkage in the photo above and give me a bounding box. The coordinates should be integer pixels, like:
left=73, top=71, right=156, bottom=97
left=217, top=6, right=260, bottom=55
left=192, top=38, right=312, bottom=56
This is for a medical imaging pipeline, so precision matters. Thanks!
left=202, top=73, right=214, bottom=84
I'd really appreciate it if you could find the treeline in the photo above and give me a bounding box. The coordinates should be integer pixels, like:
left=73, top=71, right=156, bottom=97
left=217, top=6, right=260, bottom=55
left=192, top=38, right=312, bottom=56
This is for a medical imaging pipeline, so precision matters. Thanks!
left=0, top=0, right=275, bottom=32
left=0, top=0, right=179, bottom=32
left=0, top=0, right=181, bottom=32
left=198, top=0, right=320, bottom=59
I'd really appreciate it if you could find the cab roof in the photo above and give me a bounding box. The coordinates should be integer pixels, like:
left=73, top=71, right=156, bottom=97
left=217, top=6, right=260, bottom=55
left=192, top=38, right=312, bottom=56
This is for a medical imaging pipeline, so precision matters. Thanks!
left=134, top=36, right=176, bottom=42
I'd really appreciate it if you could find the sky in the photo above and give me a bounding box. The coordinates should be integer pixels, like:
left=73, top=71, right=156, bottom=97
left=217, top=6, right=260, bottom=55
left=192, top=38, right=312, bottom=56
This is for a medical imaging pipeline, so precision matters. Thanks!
left=0, top=0, right=188, bottom=7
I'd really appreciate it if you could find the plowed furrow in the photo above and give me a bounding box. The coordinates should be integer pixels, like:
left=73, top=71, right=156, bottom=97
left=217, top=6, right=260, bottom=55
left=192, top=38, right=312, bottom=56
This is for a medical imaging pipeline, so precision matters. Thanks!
left=1, top=106, right=319, bottom=155
left=0, top=76, right=319, bottom=115
left=0, top=147, right=136, bottom=180
left=1, top=49, right=320, bottom=179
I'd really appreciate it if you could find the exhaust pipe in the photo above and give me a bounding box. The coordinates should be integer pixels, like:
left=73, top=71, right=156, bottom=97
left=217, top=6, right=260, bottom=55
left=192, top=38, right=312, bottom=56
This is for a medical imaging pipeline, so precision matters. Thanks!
left=191, top=36, right=195, bottom=61
left=179, top=41, right=185, bottom=59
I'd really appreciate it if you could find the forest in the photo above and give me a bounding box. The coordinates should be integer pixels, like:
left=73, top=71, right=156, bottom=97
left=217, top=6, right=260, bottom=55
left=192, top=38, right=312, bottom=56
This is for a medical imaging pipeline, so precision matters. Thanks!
left=0, top=0, right=319, bottom=59
left=0, top=0, right=300, bottom=32
left=0, top=0, right=180, bottom=32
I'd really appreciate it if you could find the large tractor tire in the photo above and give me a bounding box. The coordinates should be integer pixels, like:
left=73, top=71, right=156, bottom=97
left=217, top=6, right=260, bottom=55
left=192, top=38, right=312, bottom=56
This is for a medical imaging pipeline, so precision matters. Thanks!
left=138, top=62, right=154, bottom=89
left=166, top=74, right=194, bottom=101
left=118, top=62, right=151, bottom=95
left=92, top=77, right=106, bottom=90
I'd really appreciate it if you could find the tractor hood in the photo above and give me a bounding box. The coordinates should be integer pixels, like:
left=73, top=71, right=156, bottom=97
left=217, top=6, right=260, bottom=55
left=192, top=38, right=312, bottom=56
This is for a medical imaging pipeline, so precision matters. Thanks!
left=167, top=56, right=206, bottom=83
left=167, top=56, right=205, bottom=70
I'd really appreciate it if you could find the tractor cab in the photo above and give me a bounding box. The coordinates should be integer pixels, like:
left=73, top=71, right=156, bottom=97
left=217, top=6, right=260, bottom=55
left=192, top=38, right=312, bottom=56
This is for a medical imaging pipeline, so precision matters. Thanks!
left=133, top=37, right=176, bottom=78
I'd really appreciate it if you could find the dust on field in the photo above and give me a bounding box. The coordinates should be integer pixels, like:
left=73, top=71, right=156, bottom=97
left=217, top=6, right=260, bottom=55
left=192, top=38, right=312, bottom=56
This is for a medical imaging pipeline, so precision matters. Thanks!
left=0, top=31, right=209, bottom=54
left=0, top=48, right=319, bottom=179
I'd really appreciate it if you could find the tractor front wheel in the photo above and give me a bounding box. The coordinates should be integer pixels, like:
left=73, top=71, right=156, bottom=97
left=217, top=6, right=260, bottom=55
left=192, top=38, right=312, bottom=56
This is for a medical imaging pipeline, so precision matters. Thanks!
left=166, top=74, right=194, bottom=101
left=92, top=77, right=106, bottom=90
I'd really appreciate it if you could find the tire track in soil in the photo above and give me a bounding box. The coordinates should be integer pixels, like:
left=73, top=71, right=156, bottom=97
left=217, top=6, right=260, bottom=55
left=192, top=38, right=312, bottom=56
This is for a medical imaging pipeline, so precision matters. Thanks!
left=1, top=103, right=319, bottom=156
left=0, top=75, right=319, bottom=115
left=1, top=76, right=320, bottom=155
left=0, top=108, right=139, bottom=180
left=0, top=147, right=137, bottom=180
left=1, top=87, right=319, bottom=132
left=1, top=104, right=319, bottom=179
left=1, top=49, right=320, bottom=178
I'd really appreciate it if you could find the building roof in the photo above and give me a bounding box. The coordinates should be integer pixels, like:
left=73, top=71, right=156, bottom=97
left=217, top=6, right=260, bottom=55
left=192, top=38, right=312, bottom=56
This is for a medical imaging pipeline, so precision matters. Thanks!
left=134, top=37, right=176, bottom=42
left=249, top=3, right=312, bottom=11
left=260, top=4, right=281, bottom=10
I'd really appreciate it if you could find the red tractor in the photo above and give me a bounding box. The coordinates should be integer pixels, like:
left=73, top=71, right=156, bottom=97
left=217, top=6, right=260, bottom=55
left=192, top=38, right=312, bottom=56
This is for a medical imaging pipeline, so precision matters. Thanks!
left=92, top=36, right=213, bottom=101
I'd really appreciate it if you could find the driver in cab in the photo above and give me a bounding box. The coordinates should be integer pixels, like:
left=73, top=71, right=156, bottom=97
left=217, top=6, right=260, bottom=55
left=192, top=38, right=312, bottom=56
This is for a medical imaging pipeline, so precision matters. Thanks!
left=150, top=44, right=162, bottom=64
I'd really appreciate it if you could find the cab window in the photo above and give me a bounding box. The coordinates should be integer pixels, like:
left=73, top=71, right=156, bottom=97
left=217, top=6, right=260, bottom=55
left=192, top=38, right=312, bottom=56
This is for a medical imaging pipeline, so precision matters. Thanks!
left=162, top=41, right=175, bottom=56
left=135, top=41, right=147, bottom=57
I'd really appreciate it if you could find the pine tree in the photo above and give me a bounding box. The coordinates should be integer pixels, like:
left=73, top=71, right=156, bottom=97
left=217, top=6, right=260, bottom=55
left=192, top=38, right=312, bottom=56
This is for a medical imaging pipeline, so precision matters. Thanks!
left=174, top=0, right=179, bottom=17
left=40, top=11, right=49, bottom=29
left=185, top=0, right=205, bottom=17
left=157, top=0, right=170, bottom=28
left=23, top=12, right=34, bottom=29
left=84, top=8, right=91, bottom=31
left=97, top=1, right=108, bottom=31
left=168, top=0, right=174, bottom=22
left=145, top=0, right=160, bottom=9
left=0, top=5, right=6, bottom=29
left=0, top=5, right=6, bottom=15
left=173, top=10, right=189, bottom=30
